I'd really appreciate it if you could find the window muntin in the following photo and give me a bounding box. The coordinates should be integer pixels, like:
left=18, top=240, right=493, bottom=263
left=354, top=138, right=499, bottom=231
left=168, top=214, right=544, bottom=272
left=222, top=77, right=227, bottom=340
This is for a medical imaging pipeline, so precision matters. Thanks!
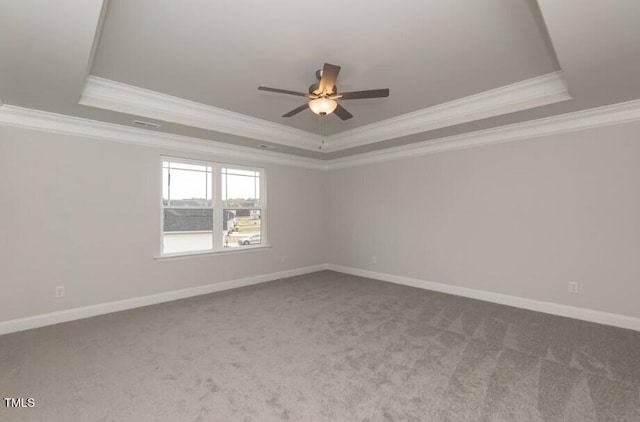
left=161, top=159, right=264, bottom=255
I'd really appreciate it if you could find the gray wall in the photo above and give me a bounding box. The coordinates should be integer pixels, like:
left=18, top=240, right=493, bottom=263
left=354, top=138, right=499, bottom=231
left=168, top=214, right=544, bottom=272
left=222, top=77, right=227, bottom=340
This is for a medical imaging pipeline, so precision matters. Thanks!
left=0, top=126, right=328, bottom=321
left=328, top=122, right=640, bottom=319
left=2, top=120, right=640, bottom=323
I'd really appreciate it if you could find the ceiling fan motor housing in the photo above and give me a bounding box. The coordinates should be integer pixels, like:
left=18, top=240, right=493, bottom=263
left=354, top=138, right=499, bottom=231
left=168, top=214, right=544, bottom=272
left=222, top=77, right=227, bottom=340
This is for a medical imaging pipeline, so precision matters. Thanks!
left=309, top=82, right=337, bottom=96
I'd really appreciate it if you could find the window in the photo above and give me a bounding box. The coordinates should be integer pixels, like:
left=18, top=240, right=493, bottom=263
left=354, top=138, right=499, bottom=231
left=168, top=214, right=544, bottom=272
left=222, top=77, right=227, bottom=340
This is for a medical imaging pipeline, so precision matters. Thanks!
left=222, top=167, right=261, bottom=249
left=161, top=158, right=265, bottom=255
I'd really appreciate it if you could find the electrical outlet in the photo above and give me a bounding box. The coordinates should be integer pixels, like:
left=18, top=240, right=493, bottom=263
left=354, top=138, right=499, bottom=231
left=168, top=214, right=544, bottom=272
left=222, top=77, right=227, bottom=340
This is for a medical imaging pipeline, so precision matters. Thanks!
left=55, top=286, right=65, bottom=298
left=280, top=256, right=286, bottom=264
left=568, top=281, right=578, bottom=294
left=371, top=255, right=377, bottom=264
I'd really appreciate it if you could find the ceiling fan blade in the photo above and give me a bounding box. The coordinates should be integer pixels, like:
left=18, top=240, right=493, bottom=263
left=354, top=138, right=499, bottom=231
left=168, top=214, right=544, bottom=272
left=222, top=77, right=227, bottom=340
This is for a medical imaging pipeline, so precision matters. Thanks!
left=258, top=86, right=308, bottom=97
left=333, top=103, right=353, bottom=120
left=318, top=63, right=341, bottom=94
left=340, top=89, right=390, bottom=100
left=282, top=103, right=309, bottom=117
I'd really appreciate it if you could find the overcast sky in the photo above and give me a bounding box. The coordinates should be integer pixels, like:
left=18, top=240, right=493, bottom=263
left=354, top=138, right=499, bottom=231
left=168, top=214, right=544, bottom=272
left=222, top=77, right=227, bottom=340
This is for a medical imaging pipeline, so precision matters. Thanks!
left=163, top=166, right=259, bottom=202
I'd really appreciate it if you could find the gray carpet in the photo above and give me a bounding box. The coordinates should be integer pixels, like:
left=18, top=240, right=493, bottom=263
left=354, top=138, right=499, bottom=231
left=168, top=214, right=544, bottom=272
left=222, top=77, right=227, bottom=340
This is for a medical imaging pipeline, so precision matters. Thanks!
left=1, top=271, right=639, bottom=421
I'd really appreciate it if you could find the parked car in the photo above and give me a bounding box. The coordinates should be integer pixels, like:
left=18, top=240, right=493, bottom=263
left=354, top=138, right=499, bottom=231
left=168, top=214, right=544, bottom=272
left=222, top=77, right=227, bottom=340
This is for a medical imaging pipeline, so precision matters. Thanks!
left=238, top=234, right=261, bottom=246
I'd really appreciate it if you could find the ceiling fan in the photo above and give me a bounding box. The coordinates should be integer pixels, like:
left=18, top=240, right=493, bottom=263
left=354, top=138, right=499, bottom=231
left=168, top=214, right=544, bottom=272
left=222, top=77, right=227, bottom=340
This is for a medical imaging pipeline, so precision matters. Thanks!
left=258, top=63, right=389, bottom=120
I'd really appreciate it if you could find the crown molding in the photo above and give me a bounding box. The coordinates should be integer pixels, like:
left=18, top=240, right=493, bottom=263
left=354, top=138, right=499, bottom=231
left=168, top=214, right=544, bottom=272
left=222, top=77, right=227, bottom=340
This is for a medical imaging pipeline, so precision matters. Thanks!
left=324, top=71, right=571, bottom=152
left=80, top=76, right=323, bottom=151
left=80, top=72, right=570, bottom=154
left=3, top=99, right=640, bottom=172
left=327, top=99, right=640, bottom=169
left=0, top=105, right=328, bottom=171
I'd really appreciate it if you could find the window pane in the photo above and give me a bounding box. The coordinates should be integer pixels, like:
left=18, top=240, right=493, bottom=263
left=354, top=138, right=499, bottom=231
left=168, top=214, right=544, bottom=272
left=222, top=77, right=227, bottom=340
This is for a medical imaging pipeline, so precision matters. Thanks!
left=163, top=161, right=212, bottom=207
left=222, top=209, right=261, bottom=248
left=163, top=208, right=213, bottom=253
left=222, top=168, right=260, bottom=208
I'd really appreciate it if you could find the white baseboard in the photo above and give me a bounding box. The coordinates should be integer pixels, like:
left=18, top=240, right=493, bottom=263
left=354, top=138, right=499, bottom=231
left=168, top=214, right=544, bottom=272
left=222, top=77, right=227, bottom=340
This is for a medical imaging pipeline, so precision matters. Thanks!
left=0, top=264, right=328, bottom=336
left=327, top=264, right=640, bottom=332
left=3, top=264, right=638, bottom=335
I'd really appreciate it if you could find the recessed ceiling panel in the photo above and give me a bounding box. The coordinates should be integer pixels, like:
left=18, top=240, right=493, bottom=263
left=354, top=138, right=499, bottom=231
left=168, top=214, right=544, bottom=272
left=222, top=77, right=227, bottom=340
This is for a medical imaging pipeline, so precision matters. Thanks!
left=91, top=0, right=559, bottom=135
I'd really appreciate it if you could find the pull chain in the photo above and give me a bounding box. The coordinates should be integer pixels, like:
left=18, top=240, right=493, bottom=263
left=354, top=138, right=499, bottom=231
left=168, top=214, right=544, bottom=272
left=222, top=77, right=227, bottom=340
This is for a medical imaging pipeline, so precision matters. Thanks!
left=318, top=115, right=324, bottom=150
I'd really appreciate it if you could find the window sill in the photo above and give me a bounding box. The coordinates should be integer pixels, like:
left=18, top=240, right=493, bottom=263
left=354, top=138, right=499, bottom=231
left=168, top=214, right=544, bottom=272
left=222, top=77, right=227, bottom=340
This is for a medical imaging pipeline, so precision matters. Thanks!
left=154, top=244, right=272, bottom=261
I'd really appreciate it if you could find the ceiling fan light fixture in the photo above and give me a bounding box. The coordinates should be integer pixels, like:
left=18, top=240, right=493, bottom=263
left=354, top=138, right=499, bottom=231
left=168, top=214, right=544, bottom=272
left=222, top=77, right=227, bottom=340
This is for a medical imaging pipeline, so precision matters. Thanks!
left=308, top=97, right=337, bottom=115
left=260, top=63, right=388, bottom=120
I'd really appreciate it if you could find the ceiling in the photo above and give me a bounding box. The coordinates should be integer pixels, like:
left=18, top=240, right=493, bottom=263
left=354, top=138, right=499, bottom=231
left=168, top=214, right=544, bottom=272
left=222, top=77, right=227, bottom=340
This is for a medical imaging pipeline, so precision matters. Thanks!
left=91, top=0, right=558, bottom=135
left=1, top=0, right=640, bottom=159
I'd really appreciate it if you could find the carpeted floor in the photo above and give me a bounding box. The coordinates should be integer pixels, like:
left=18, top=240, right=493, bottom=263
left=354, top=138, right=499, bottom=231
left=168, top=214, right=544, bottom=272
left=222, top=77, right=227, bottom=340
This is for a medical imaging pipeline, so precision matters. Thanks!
left=1, top=271, right=639, bottom=421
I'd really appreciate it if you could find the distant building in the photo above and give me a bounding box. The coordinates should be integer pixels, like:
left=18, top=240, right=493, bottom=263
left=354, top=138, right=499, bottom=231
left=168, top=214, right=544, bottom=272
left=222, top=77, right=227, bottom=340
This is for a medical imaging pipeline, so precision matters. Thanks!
left=163, top=200, right=237, bottom=232
left=163, top=209, right=212, bottom=232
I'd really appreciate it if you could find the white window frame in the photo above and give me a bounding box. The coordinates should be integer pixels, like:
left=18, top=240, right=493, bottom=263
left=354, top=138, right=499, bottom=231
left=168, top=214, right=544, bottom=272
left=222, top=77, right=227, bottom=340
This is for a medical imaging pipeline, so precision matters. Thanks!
left=159, top=156, right=267, bottom=258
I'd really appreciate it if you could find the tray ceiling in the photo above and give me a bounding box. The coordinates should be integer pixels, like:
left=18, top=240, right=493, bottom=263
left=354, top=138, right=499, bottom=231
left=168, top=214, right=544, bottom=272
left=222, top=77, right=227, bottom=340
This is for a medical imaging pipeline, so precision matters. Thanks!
left=1, top=0, right=640, bottom=159
left=91, top=0, right=559, bottom=136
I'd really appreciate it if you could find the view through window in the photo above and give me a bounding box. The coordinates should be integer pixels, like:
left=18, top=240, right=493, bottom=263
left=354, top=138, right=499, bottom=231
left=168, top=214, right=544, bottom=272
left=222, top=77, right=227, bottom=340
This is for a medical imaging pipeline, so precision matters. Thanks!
left=161, top=158, right=263, bottom=255
left=222, top=168, right=261, bottom=249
